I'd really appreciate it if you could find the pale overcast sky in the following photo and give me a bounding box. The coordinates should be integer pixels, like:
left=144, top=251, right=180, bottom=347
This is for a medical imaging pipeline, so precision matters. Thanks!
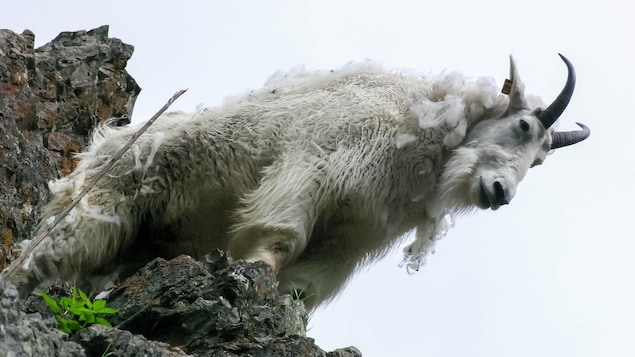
left=3, top=1, right=634, bottom=356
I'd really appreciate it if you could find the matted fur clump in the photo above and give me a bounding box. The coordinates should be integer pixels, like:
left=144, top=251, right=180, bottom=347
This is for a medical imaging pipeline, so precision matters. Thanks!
left=6, top=57, right=588, bottom=310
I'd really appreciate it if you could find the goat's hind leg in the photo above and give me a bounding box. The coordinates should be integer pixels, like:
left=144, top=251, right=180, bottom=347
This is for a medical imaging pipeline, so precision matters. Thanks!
left=229, top=156, right=325, bottom=273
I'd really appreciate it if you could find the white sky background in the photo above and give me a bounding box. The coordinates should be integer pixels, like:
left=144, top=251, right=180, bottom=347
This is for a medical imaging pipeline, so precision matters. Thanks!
left=3, top=1, right=634, bottom=356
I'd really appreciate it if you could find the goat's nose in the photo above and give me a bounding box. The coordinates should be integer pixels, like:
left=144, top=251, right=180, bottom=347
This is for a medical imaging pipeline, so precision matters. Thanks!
left=493, top=181, right=509, bottom=206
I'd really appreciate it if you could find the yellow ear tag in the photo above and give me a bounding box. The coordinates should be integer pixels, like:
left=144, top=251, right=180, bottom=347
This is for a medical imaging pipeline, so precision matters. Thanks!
left=501, top=79, right=512, bottom=95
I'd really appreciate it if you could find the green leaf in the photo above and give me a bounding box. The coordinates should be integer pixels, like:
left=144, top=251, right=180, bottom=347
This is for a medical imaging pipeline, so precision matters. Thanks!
left=80, top=309, right=96, bottom=324
left=78, top=288, right=92, bottom=309
left=95, top=317, right=113, bottom=328
left=92, top=299, right=106, bottom=310
left=43, top=285, right=117, bottom=334
left=59, top=296, right=74, bottom=311
left=95, top=307, right=118, bottom=315
left=68, top=321, right=82, bottom=332
left=67, top=304, right=84, bottom=316
left=58, top=318, right=72, bottom=334
left=64, top=319, right=82, bottom=333
left=40, top=291, right=61, bottom=314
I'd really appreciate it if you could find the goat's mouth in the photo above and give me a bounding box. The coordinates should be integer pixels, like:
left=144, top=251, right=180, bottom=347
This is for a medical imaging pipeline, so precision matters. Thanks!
left=478, top=181, right=491, bottom=209
left=478, top=178, right=508, bottom=211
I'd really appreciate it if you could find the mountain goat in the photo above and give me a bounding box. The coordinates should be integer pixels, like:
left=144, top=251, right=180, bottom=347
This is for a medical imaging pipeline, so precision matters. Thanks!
left=5, top=55, right=589, bottom=310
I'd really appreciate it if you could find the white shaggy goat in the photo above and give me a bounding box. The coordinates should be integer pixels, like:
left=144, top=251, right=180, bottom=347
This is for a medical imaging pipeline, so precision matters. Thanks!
left=5, top=55, right=589, bottom=310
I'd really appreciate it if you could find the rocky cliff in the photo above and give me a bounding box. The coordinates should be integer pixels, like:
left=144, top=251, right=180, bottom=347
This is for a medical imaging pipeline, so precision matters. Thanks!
left=0, top=26, right=360, bottom=357
left=0, top=25, right=139, bottom=269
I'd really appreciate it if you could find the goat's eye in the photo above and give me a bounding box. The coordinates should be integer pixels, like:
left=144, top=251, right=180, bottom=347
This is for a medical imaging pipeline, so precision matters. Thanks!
left=519, top=119, right=530, bottom=132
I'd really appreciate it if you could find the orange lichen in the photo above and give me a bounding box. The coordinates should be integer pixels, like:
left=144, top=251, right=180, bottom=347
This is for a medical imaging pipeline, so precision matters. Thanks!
left=1, top=227, right=14, bottom=269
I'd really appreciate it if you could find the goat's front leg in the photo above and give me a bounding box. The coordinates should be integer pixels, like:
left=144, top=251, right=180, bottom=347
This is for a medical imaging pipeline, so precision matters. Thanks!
left=228, top=156, right=325, bottom=273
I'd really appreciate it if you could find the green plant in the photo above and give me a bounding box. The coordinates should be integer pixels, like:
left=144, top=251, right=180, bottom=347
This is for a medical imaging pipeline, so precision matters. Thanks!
left=290, top=284, right=315, bottom=303
left=40, top=286, right=118, bottom=334
left=101, top=341, right=114, bottom=357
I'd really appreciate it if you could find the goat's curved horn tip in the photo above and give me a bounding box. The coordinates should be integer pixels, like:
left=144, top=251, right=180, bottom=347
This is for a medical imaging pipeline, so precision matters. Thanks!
left=575, top=122, right=591, bottom=136
left=550, top=122, right=590, bottom=149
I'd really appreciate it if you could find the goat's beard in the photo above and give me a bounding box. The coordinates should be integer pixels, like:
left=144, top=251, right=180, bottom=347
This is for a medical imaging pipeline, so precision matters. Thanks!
left=435, top=147, right=481, bottom=217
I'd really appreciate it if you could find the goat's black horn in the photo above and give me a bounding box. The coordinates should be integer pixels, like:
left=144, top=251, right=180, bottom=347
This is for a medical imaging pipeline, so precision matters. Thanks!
left=537, top=54, right=576, bottom=129
left=551, top=122, right=590, bottom=149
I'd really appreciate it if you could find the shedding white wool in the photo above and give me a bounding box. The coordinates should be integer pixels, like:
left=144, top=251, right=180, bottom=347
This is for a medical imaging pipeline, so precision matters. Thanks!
left=85, top=208, right=122, bottom=225
left=21, top=252, right=33, bottom=270
left=94, top=289, right=112, bottom=300
left=400, top=214, right=455, bottom=274
left=131, top=144, right=143, bottom=171
left=411, top=96, right=466, bottom=130
left=219, top=60, right=389, bottom=106
left=48, top=171, right=85, bottom=196
left=17, top=239, right=31, bottom=251
left=265, top=64, right=310, bottom=87
left=129, top=131, right=167, bottom=174
left=264, top=60, right=382, bottom=90
left=144, top=132, right=166, bottom=171
left=395, top=133, right=417, bottom=149
left=443, top=118, right=468, bottom=148
left=65, top=207, right=78, bottom=224
left=473, top=77, right=499, bottom=109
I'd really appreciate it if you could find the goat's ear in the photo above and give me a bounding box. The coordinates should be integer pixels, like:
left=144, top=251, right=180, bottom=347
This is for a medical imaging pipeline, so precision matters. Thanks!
left=504, top=55, right=528, bottom=113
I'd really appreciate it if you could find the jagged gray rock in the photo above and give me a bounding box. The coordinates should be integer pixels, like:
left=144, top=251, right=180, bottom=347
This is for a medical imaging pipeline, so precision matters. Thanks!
left=0, top=27, right=361, bottom=356
left=73, top=325, right=191, bottom=357
left=0, top=282, right=86, bottom=356
left=2, top=252, right=361, bottom=356
left=107, top=251, right=325, bottom=356
left=0, top=280, right=193, bottom=357
left=0, top=25, right=140, bottom=268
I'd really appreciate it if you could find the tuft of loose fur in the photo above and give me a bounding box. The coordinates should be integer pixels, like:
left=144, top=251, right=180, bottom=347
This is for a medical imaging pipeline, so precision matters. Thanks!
left=6, top=58, right=580, bottom=310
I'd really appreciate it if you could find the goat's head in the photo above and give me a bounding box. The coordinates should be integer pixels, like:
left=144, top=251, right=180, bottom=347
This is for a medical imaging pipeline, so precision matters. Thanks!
left=441, top=54, right=590, bottom=212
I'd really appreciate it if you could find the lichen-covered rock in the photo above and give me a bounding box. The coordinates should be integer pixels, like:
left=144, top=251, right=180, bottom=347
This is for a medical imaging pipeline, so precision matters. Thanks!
left=72, top=325, right=192, bottom=357
left=106, top=251, right=349, bottom=357
left=0, top=280, right=193, bottom=357
left=0, top=25, right=140, bottom=268
left=0, top=282, right=86, bottom=357
left=1, top=252, right=361, bottom=357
